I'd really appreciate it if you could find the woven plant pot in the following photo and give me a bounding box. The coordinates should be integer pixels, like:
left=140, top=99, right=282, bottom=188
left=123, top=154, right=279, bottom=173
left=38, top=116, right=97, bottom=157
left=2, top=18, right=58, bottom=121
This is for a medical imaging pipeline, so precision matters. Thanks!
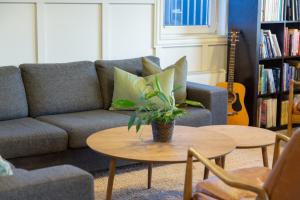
left=151, top=121, right=175, bottom=142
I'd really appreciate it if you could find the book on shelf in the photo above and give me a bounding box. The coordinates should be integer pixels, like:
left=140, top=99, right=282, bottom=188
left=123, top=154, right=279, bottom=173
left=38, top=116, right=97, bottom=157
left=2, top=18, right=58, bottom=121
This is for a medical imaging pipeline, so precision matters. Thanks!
left=261, top=0, right=300, bottom=22
left=258, top=64, right=280, bottom=95
left=286, top=0, right=300, bottom=21
left=281, top=100, right=289, bottom=125
left=284, top=28, right=300, bottom=56
left=257, top=98, right=277, bottom=128
left=282, top=61, right=300, bottom=91
left=261, top=0, right=285, bottom=22
left=260, top=30, right=282, bottom=59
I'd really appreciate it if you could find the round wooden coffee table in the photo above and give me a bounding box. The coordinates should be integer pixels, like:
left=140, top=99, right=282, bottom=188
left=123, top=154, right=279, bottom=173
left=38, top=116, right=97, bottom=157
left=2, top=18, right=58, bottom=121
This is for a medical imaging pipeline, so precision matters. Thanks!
left=199, top=125, right=276, bottom=168
left=87, top=125, right=236, bottom=200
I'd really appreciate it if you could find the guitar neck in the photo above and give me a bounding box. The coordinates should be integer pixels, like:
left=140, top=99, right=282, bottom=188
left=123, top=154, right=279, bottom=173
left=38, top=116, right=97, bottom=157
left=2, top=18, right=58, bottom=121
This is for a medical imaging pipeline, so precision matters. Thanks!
left=228, top=40, right=237, bottom=92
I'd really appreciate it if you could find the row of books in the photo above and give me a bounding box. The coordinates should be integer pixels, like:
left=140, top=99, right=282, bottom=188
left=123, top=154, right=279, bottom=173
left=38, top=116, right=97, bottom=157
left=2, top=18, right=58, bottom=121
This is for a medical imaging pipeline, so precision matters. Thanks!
left=261, top=0, right=300, bottom=22
left=284, top=28, right=300, bottom=56
left=286, top=0, right=300, bottom=21
left=282, top=61, right=300, bottom=91
left=258, top=65, right=280, bottom=95
left=260, top=30, right=282, bottom=59
left=257, top=98, right=277, bottom=128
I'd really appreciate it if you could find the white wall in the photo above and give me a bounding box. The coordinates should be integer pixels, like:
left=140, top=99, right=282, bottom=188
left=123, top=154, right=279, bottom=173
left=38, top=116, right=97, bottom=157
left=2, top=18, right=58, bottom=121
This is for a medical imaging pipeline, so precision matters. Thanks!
left=0, top=0, right=227, bottom=85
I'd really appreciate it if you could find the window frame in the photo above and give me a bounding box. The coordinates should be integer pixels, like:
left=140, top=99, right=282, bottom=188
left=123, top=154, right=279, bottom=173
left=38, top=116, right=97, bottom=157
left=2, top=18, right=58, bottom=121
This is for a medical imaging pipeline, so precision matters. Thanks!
left=159, top=0, right=218, bottom=36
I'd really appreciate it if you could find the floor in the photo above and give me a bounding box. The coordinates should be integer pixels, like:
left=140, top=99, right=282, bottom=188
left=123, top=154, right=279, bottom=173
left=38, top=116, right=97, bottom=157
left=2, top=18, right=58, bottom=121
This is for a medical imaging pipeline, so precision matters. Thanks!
left=93, top=146, right=275, bottom=200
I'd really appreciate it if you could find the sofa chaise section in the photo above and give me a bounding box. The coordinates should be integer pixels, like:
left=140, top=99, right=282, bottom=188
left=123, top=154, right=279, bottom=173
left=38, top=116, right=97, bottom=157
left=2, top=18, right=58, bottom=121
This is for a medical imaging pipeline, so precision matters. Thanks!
left=0, top=165, right=94, bottom=200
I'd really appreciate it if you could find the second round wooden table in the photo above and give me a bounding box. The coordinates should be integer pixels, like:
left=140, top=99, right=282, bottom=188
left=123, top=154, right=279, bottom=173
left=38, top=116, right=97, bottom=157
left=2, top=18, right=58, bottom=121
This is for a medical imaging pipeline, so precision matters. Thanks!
left=87, top=125, right=236, bottom=200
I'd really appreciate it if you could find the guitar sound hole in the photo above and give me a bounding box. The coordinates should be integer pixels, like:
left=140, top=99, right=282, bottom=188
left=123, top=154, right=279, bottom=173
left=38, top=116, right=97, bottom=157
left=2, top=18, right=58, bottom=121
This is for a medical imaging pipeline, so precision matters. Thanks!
left=228, top=92, right=235, bottom=103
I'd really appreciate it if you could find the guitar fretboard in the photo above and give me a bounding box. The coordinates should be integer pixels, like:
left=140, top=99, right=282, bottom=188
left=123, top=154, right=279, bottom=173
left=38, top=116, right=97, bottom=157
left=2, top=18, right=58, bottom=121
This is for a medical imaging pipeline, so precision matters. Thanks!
left=228, top=34, right=238, bottom=93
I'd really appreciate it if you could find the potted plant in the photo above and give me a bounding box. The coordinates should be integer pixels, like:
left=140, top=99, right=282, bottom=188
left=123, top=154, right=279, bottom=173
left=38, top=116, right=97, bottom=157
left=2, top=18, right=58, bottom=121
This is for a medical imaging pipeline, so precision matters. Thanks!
left=112, top=77, right=203, bottom=142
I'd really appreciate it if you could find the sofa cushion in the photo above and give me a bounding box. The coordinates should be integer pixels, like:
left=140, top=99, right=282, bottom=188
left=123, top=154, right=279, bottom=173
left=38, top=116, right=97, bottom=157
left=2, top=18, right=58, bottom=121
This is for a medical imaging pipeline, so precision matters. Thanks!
left=0, top=66, right=28, bottom=121
left=20, top=61, right=102, bottom=117
left=176, top=107, right=212, bottom=127
left=0, top=118, right=68, bottom=159
left=95, top=56, right=160, bottom=109
left=142, top=56, right=188, bottom=104
left=37, top=110, right=130, bottom=148
left=111, top=67, right=174, bottom=110
left=113, top=106, right=212, bottom=127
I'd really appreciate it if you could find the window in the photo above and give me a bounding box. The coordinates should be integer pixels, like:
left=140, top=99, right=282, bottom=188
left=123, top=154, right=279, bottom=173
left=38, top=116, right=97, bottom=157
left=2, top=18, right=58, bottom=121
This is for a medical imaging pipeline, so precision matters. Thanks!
left=160, top=0, right=217, bottom=37
left=164, top=0, right=209, bottom=26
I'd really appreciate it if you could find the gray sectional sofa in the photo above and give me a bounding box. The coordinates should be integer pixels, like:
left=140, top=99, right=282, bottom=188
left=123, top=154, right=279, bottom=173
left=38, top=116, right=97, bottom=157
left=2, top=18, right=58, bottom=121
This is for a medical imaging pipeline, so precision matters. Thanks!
left=0, top=56, right=227, bottom=172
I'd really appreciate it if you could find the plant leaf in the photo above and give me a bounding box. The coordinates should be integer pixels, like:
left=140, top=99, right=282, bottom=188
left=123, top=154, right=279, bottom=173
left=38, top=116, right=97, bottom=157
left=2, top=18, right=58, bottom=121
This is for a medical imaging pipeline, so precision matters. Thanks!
left=185, top=99, right=205, bottom=108
left=172, top=84, right=183, bottom=93
left=128, top=112, right=136, bottom=130
left=136, top=119, right=143, bottom=132
left=112, top=99, right=136, bottom=109
left=154, top=76, right=162, bottom=92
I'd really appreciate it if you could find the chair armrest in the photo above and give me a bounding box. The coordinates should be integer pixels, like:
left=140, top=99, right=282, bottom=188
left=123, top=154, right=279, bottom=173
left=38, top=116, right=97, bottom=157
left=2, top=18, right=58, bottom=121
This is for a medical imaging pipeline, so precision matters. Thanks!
left=0, top=165, right=94, bottom=200
left=273, top=133, right=290, bottom=167
left=186, top=81, right=228, bottom=124
left=183, top=148, right=269, bottom=200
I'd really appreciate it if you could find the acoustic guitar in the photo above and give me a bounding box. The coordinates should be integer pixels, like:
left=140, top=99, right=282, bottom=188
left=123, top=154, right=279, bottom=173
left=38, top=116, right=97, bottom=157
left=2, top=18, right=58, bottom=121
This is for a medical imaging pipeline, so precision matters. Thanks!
left=216, top=30, right=249, bottom=125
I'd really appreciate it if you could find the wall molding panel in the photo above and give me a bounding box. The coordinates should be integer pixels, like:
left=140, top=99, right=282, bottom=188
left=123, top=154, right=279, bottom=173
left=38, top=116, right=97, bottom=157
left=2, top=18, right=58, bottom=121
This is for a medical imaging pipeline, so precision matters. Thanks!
left=0, top=0, right=227, bottom=84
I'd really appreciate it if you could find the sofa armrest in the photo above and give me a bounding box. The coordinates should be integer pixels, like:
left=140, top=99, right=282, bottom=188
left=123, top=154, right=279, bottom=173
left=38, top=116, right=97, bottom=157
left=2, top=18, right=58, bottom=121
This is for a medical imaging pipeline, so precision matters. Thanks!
left=186, top=81, right=228, bottom=124
left=0, top=165, right=94, bottom=200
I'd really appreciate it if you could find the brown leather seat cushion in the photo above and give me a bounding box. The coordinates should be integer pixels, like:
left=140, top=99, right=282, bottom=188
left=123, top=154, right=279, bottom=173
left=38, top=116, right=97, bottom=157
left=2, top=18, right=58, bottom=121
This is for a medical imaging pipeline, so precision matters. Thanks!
left=195, top=167, right=271, bottom=200
left=293, top=97, right=300, bottom=114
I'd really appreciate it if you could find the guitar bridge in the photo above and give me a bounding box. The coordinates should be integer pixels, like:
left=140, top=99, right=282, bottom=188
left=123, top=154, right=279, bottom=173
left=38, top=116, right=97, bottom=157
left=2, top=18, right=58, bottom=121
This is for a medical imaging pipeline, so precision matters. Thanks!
left=227, top=111, right=238, bottom=116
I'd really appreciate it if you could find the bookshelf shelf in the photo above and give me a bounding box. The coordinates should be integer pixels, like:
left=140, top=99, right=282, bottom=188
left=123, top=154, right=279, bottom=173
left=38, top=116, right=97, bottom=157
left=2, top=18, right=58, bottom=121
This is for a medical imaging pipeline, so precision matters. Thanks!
left=261, top=21, right=285, bottom=25
left=257, top=93, right=278, bottom=98
left=229, top=0, right=300, bottom=130
left=284, top=56, right=300, bottom=59
left=259, top=57, right=283, bottom=61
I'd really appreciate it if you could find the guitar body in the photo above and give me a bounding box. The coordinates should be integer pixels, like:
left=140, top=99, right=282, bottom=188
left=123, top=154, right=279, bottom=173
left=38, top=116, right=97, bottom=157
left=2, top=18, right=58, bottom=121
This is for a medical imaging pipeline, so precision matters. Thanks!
left=217, top=82, right=249, bottom=125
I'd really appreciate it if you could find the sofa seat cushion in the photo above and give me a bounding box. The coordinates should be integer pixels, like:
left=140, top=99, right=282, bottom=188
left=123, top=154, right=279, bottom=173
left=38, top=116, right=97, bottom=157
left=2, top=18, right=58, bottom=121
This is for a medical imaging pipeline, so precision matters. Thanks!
left=113, top=106, right=212, bottom=127
left=37, top=110, right=130, bottom=148
left=95, top=56, right=160, bottom=109
left=0, top=66, right=28, bottom=121
left=0, top=118, right=68, bottom=159
left=20, top=61, right=103, bottom=117
left=176, top=107, right=212, bottom=127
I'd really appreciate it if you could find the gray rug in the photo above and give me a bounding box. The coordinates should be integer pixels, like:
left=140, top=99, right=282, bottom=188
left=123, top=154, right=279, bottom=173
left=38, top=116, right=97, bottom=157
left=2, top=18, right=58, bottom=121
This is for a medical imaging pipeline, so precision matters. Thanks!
left=94, top=147, right=275, bottom=200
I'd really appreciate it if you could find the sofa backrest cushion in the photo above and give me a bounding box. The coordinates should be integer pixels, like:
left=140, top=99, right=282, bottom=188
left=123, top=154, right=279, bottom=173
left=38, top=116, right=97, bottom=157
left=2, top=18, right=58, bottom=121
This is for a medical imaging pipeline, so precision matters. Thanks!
left=95, top=56, right=160, bottom=109
left=20, top=61, right=103, bottom=117
left=0, top=66, right=28, bottom=121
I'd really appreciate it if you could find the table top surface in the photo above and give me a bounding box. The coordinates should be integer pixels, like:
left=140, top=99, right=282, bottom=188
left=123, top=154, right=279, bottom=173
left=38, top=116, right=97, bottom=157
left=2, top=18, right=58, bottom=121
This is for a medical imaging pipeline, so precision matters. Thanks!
left=206, top=125, right=276, bottom=148
left=87, top=125, right=236, bottom=163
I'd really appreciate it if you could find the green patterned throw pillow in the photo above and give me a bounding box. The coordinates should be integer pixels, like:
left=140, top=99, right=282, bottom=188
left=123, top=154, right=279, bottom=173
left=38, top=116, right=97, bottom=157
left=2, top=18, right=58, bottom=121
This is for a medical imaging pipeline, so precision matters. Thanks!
left=110, top=67, right=175, bottom=110
left=142, top=56, right=188, bottom=104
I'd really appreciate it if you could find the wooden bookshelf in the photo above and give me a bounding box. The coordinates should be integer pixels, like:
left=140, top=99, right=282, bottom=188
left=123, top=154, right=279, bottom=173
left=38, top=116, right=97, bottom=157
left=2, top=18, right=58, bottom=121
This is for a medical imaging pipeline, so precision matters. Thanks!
left=228, top=0, right=300, bottom=130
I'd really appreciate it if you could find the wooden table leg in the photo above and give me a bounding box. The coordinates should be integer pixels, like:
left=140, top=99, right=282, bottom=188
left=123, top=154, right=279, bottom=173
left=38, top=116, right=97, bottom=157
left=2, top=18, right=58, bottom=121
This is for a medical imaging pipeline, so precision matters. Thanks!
left=106, top=159, right=116, bottom=200
left=203, top=166, right=209, bottom=180
left=148, top=163, right=152, bottom=189
left=221, top=156, right=226, bottom=169
left=262, top=146, right=269, bottom=167
left=215, top=157, right=222, bottom=166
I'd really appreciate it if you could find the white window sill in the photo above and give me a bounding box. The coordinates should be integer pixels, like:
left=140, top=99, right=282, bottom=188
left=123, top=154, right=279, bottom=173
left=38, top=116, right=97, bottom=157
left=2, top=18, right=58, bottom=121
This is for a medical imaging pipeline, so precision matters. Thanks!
left=155, top=34, right=227, bottom=48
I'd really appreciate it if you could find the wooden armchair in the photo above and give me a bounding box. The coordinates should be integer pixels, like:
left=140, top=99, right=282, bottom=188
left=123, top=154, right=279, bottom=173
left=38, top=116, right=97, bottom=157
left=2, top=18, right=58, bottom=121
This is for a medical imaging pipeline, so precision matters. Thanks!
left=288, top=80, right=300, bottom=136
left=183, top=131, right=300, bottom=200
